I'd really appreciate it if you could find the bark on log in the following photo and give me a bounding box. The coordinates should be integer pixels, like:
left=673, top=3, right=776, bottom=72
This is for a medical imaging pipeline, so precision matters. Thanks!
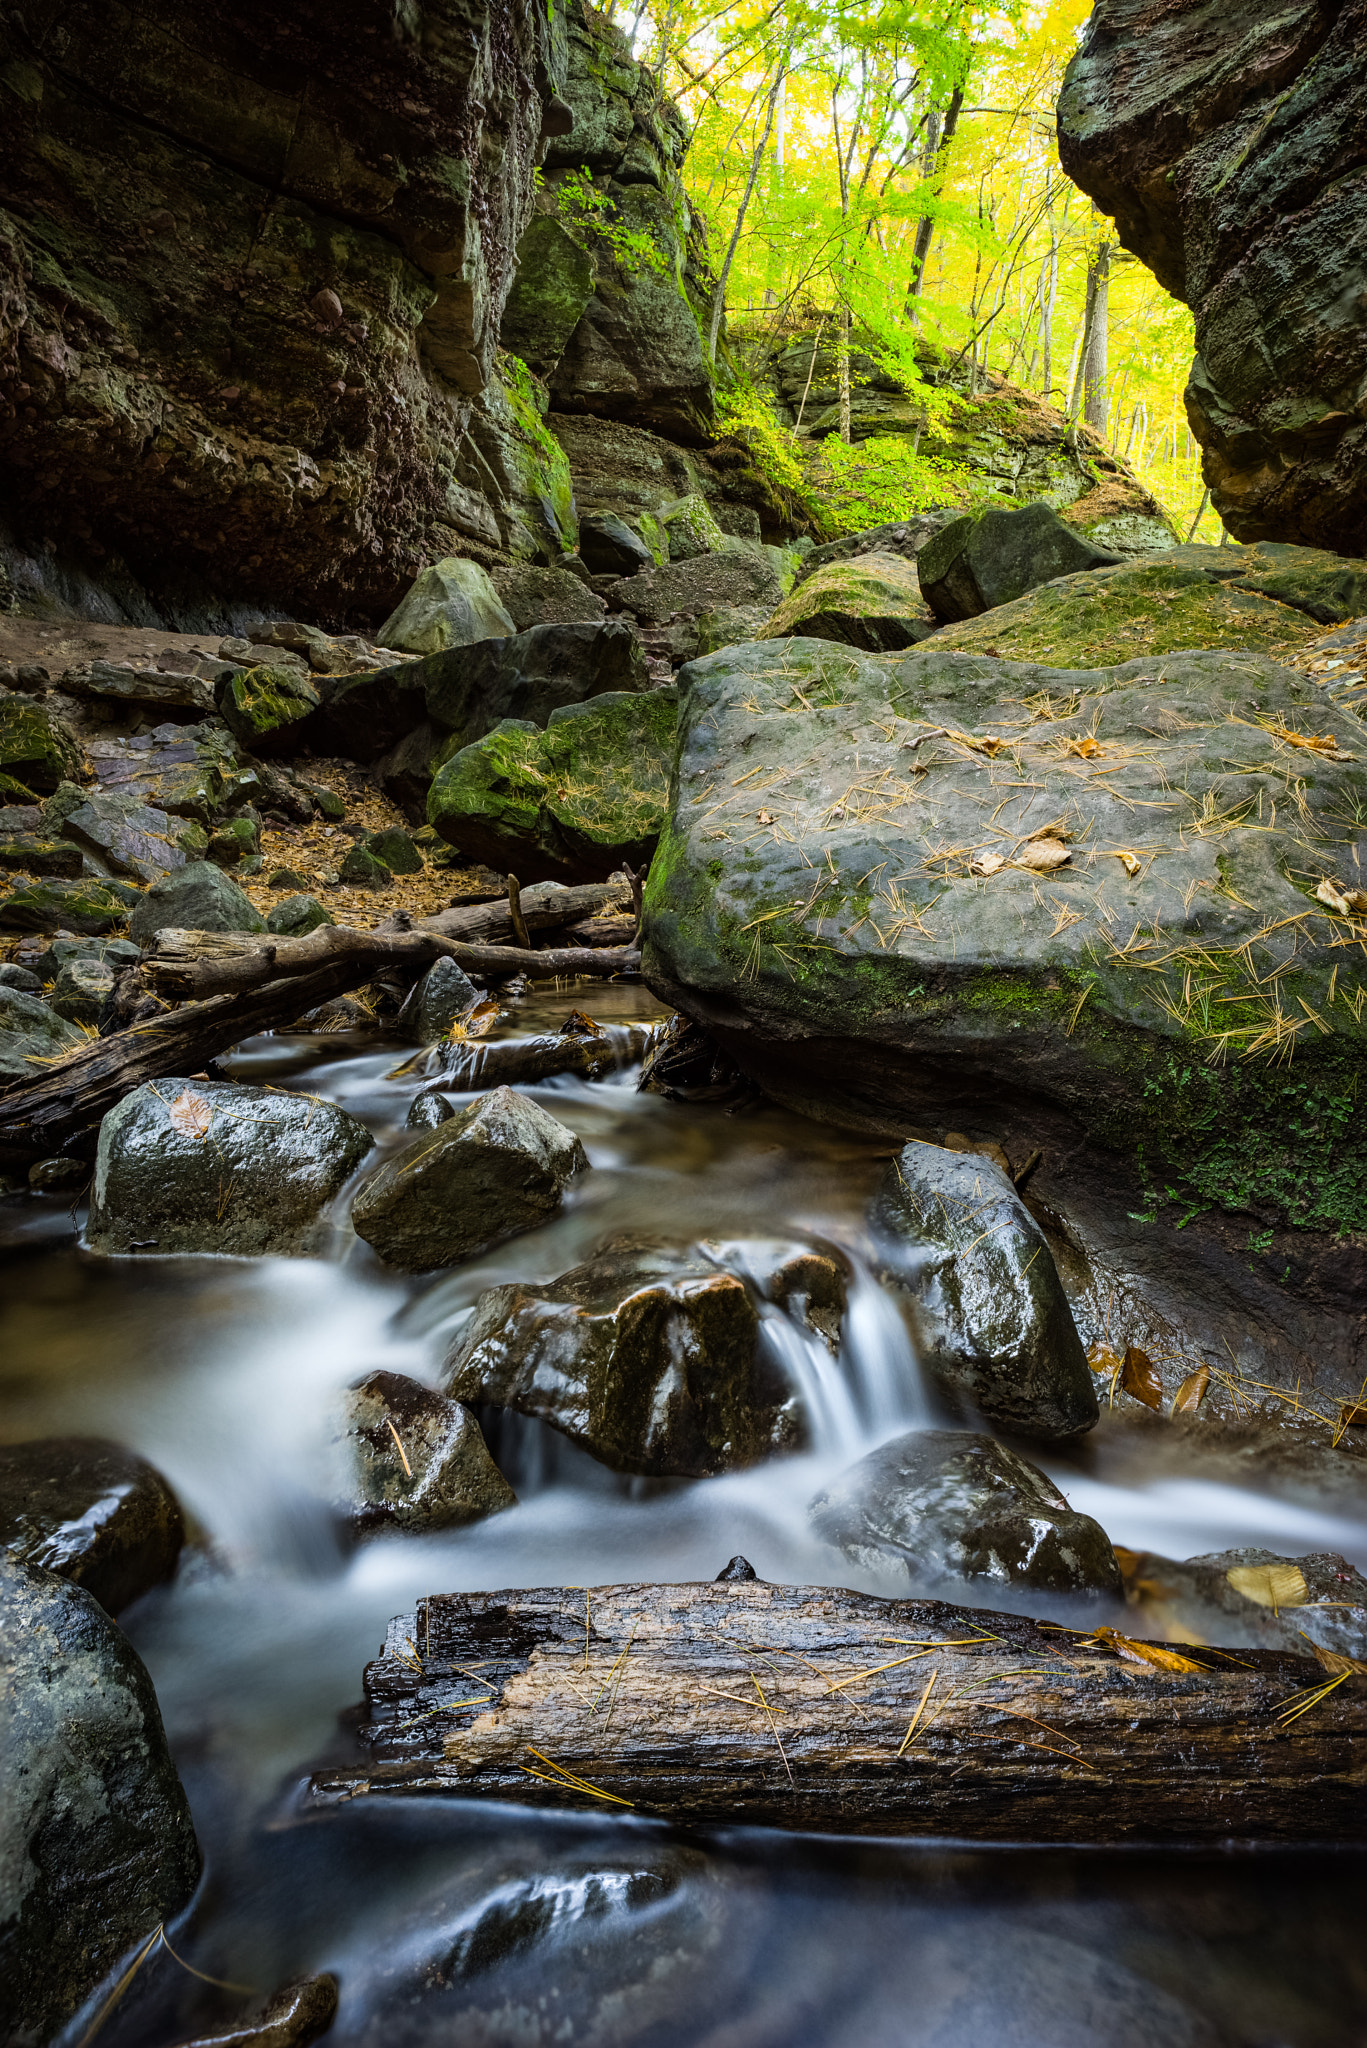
left=306, top=1580, right=1366, bottom=1841
left=414, top=882, right=628, bottom=944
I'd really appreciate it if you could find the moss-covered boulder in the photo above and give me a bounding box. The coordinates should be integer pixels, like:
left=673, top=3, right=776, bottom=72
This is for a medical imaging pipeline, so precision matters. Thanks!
left=0, top=698, right=84, bottom=793
left=917, top=501, right=1121, bottom=622
left=498, top=217, right=597, bottom=374
left=0, top=876, right=131, bottom=935
left=214, top=664, right=321, bottom=755
left=763, top=552, right=937, bottom=653
left=377, top=557, right=516, bottom=656
left=267, top=893, right=334, bottom=936
left=428, top=688, right=676, bottom=884
left=642, top=634, right=1367, bottom=1395
left=932, top=542, right=1367, bottom=668
left=663, top=492, right=730, bottom=561
left=0, top=987, right=87, bottom=1079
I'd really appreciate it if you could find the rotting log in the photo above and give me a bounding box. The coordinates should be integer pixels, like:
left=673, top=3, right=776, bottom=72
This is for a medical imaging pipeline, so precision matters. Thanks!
left=305, top=1580, right=1367, bottom=1841
left=414, top=881, right=628, bottom=944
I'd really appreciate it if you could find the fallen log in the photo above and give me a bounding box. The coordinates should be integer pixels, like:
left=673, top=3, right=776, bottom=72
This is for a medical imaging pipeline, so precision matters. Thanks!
left=395, top=1021, right=653, bottom=1087
left=415, top=881, right=628, bottom=944
left=306, top=1579, right=1366, bottom=1841
left=143, top=925, right=641, bottom=1001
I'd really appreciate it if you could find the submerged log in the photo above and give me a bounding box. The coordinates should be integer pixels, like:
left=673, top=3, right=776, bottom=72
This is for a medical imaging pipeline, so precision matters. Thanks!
left=396, top=1019, right=653, bottom=1087
left=307, top=1579, right=1366, bottom=1841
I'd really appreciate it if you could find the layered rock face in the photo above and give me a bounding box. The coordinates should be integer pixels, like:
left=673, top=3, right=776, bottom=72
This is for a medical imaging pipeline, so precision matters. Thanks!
left=0, top=0, right=567, bottom=622
left=1058, top=0, right=1367, bottom=555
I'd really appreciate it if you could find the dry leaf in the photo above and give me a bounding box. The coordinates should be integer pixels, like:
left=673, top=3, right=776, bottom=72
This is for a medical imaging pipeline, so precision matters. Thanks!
left=168, top=1088, right=213, bottom=1140
left=1120, top=1344, right=1163, bottom=1409
left=1088, top=1626, right=1206, bottom=1673
left=1315, top=876, right=1367, bottom=916
left=458, top=997, right=501, bottom=1040
left=965, top=734, right=1008, bottom=757
left=1113, top=850, right=1142, bottom=878
left=1338, top=1403, right=1367, bottom=1427
left=757, top=809, right=774, bottom=825
left=970, top=849, right=1006, bottom=877
left=1226, top=1562, right=1308, bottom=1610
left=1172, top=1365, right=1210, bottom=1414
left=1279, top=729, right=1349, bottom=757
left=1064, top=735, right=1103, bottom=759
left=1017, top=838, right=1071, bottom=873
left=1087, top=1342, right=1121, bottom=1378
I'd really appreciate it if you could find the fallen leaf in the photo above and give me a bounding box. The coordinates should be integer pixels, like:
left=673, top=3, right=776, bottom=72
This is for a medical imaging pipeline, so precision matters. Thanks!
left=1226, top=1562, right=1308, bottom=1610
left=1113, top=850, right=1142, bottom=878
left=1120, top=1344, right=1163, bottom=1409
left=1087, top=1626, right=1206, bottom=1673
left=1338, top=1403, right=1367, bottom=1427
left=1087, top=1342, right=1121, bottom=1378
left=757, top=809, right=774, bottom=825
left=965, top=734, right=1008, bottom=757
left=1279, top=729, right=1350, bottom=756
left=1172, top=1365, right=1210, bottom=1414
left=1064, top=735, right=1103, bottom=759
left=168, top=1088, right=213, bottom=1140
left=970, top=849, right=1006, bottom=877
left=1017, top=837, right=1071, bottom=872
left=1315, top=876, right=1367, bottom=916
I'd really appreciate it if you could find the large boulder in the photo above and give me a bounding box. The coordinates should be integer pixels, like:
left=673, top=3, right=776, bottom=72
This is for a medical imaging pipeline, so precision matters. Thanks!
left=916, top=502, right=1122, bottom=622
left=809, top=1431, right=1123, bottom=1598
left=931, top=543, right=1367, bottom=667
left=872, top=1141, right=1097, bottom=1440
left=1058, top=0, right=1367, bottom=555
left=0, top=875, right=132, bottom=935
left=59, top=790, right=189, bottom=884
left=350, top=1086, right=587, bottom=1272
left=491, top=562, right=607, bottom=630
left=87, top=1079, right=373, bottom=1256
left=127, top=860, right=265, bottom=942
left=443, top=1236, right=833, bottom=1476
left=335, top=1370, right=516, bottom=1534
left=377, top=558, right=516, bottom=657
left=0, top=985, right=86, bottom=1079
left=0, top=1437, right=184, bottom=1615
left=762, top=552, right=937, bottom=652
left=796, top=513, right=958, bottom=578
left=577, top=512, right=660, bottom=576
left=0, top=696, right=84, bottom=792
left=641, top=633, right=1367, bottom=1393
left=0, top=1554, right=201, bottom=2046
left=602, top=551, right=785, bottom=629
left=498, top=214, right=597, bottom=374
left=427, top=689, right=676, bottom=884
left=214, top=664, right=322, bottom=756
left=83, top=725, right=234, bottom=827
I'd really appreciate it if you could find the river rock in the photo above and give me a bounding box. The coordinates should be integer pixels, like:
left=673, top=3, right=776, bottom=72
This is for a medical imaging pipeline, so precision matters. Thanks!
left=215, top=664, right=322, bottom=755
left=59, top=789, right=190, bottom=884
left=351, top=1085, right=587, bottom=1272
left=762, top=551, right=937, bottom=652
left=164, top=1974, right=340, bottom=2048
left=578, top=512, right=658, bottom=576
left=0, top=1554, right=201, bottom=2046
left=0, top=874, right=132, bottom=934
left=0, top=1436, right=184, bottom=1614
left=49, top=953, right=116, bottom=1025
left=809, top=1430, right=1123, bottom=1597
left=0, top=985, right=86, bottom=1079
left=917, top=502, right=1122, bottom=622
left=1058, top=1, right=1367, bottom=555
left=267, top=893, right=334, bottom=937
left=427, top=689, right=675, bottom=884
left=87, top=1079, right=373, bottom=1256
left=872, top=1141, right=1097, bottom=1441
left=931, top=542, right=1365, bottom=667
left=377, top=558, right=516, bottom=656
left=0, top=696, right=84, bottom=791
left=396, top=957, right=479, bottom=1043
left=128, top=859, right=266, bottom=942
left=406, top=1087, right=455, bottom=1130
left=336, top=1370, right=516, bottom=1533
left=444, top=1237, right=810, bottom=1476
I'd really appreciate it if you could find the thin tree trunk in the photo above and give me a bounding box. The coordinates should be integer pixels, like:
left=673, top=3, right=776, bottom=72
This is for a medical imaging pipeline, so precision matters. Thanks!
left=706, top=52, right=788, bottom=363
left=905, top=82, right=965, bottom=317
left=1082, top=239, right=1110, bottom=432
left=837, top=303, right=852, bottom=442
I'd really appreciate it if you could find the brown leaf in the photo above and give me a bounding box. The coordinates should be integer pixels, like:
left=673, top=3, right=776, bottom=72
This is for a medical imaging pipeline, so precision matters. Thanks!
left=757, top=809, right=774, bottom=825
left=1316, top=876, right=1367, bottom=916
left=970, top=849, right=1006, bottom=877
left=1113, top=850, right=1142, bottom=878
left=1064, top=735, right=1103, bottom=759
left=965, top=734, right=1008, bottom=757
left=456, top=997, right=500, bottom=1040
left=1226, top=1563, right=1308, bottom=1610
left=1087, top=1342, right=1121, bottom=1378
left=1280, top=729, right=1350, bottom=757
left=1088, top=1626, right=1206, bottom=1673
left=1339, top=1403, right=1367, bottom=1427
left=1017, top=838, right=1071, bottom=873
left=1172, top=1365, right=1210, bottom=1414
left=168, top=1088, right=213, bottom=1141
left=1120, top=1344, right=1163, bottom=1409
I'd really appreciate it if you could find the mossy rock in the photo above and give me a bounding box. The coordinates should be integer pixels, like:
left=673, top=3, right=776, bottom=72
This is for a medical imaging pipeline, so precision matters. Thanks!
left=763, top=552, right=936, bottom=653
left=0, top=877, right=131, bottom=935
left=428, top=689, right=676, bottom=884
left=498, top=217, right=596, bottom=376
left=214, top=665, right=321, bottom=755
left=0, top=699, right=84, bottom=793
left=365, top=827, right=423, bottom=874
left=267, top=894, right=334, bottom=936
left=0, top=772, right=39, bottom=804
left=0, top=986, right=88, bottom=1079
left=339, top=843, right=392, bottom=889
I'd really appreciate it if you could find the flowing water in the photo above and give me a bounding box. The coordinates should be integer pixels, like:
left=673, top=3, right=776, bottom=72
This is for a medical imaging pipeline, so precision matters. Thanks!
left=4, top=982, right=1366, bottom=2047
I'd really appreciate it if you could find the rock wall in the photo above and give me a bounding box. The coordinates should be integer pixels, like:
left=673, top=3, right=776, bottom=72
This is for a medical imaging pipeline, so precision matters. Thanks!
left=1058, top=0, right=1367, bottom=556
left=0, top=0, right=569, bottom=625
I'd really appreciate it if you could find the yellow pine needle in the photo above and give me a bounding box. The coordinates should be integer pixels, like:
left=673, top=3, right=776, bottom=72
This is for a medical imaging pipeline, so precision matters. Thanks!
left=751, top=1672, right=794, bottom=1787
left=897, top=1669, right=939, bottom=1756
left=522, top=1746, right=635, bottom=1808
left=385, top=1419, right=413, bottom=1477
left=1275, top=1671, right=1352, bottom=1724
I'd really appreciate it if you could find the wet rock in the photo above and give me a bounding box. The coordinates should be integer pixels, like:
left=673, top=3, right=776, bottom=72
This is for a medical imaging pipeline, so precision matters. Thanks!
left=809, top=1430, right=1123, bottom=1597
left=578, top=512, right=658, bottom=576
left=28, top=1156, right=87, bottom=1192
left=406, top=1086, right=455, bottom=1130
left=267, top=893, right=335, bottom=937
left=378, top=558, right=517, bottom=656
left=366, top=827, right=423, bottom=875
left=351, top=1085, right=587, bottom=1272
left=490, top=561, right=607, bottom=630
left=873, top=1141, right=1097, bottom=1441
left=0, top=1436, right=184, bottom=1615
left=337, top=1371, right=516, bottom=1534
left=917, top=502, right=1122, bottom=623
left=167, top=1973, right=340, bottom=2048
left=0, top=984, right=86, bottom=1079
left=0, top=1554, right=200, bottom=2046
left=60, top=789, right=190, bottom=884
left=128, top=859, right=266, bottom=942
left=397, top=957, right=479, bottom=1044
left=637, top=1012, right=756, bottom=1107
left=762, top=551, right=937, bottom=651
left=0, top=874, right=133, bottom=934
left=338, top=843, right=391, bottom=889
left=444, top=1236, right=810, bottom=1476
left=428, top=689, right=675, bottom=885
left=1116, top=1545, right=1367, bottom=1660
left=0, top=695, right=84, bottom=791
left=87, top=1078, right=373, bottom=1256
left=716, top=1554, right=758, bottom=1580
left=0, top=829, right=83, bottom=878
left=215, top=664, right=322, bottom=756
left=50, top=953, right=117, bottom=1025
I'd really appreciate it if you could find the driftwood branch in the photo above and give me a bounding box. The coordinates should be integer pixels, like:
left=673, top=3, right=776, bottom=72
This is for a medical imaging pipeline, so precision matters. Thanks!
left=143, top=925, right=642, bottom=1002
left=306, top=1580, right=1365, bottom=1841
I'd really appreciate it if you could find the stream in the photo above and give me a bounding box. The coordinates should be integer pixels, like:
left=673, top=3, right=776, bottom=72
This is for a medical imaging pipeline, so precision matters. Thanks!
left=4, top=981, right=1366, bottom=2048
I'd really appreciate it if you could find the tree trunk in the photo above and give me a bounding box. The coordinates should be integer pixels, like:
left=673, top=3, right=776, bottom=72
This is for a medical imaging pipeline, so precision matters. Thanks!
left=1082, top=239, right=1110, bottom=433
left=837, top=304, right=852, bottom=443
left=905, top=84, right=965, bottom=317
left=306, top=1580, right=1365, bottom=1842
left=706, top=52, right=789, bottom=364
